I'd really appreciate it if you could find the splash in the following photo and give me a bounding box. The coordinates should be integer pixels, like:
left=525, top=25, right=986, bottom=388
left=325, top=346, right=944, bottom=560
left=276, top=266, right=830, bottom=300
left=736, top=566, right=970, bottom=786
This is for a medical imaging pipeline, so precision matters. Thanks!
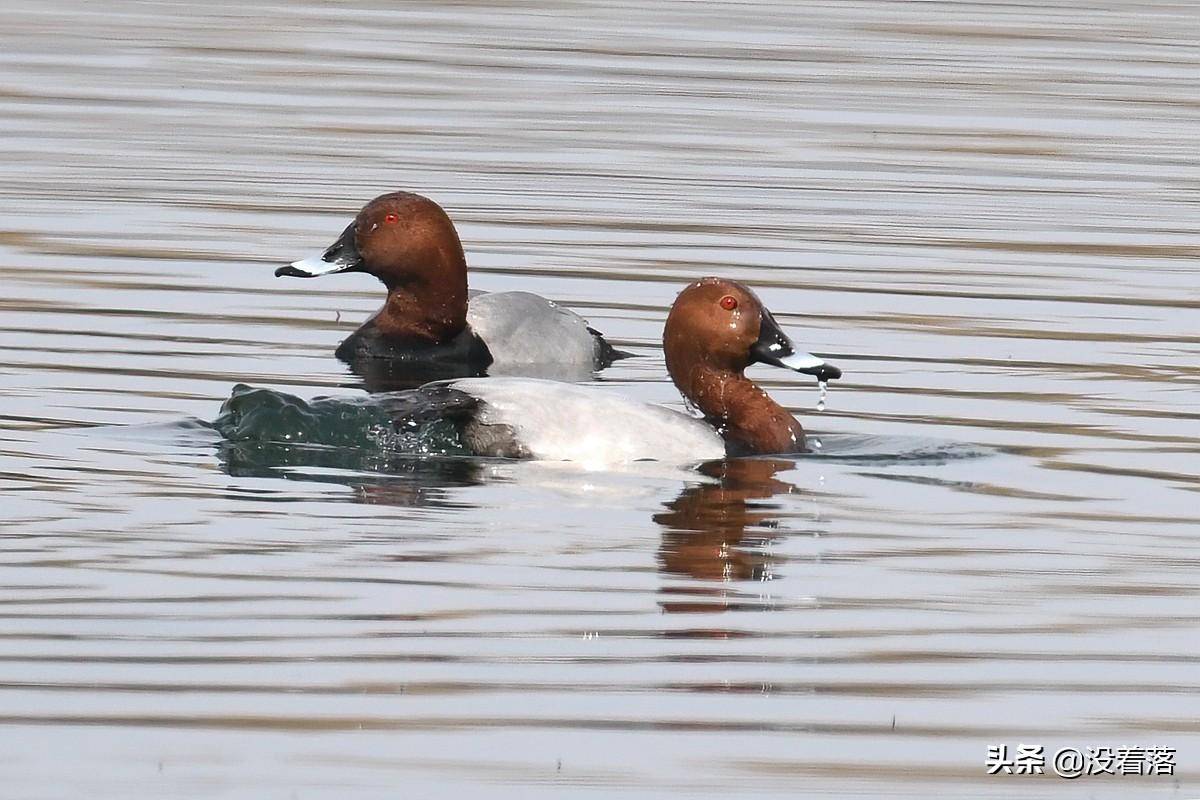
left=212, top=384, right=469, bottom=460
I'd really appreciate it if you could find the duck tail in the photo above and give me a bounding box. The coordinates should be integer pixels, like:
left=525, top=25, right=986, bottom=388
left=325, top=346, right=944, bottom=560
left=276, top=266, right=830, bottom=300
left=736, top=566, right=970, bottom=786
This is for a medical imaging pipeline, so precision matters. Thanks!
left=588, top=327, right=635, bottom=367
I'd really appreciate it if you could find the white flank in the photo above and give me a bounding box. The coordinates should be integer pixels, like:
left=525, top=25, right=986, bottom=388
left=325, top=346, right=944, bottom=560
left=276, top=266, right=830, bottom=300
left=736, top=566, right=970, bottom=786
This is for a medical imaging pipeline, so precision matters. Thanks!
left=450, top=378, right=726, bottom=468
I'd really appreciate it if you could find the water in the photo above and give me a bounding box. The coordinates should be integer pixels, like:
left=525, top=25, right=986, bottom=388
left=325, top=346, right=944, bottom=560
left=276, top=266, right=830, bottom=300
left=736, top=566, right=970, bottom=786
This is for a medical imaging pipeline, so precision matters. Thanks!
left=1, top=1, right=1198, bottom=797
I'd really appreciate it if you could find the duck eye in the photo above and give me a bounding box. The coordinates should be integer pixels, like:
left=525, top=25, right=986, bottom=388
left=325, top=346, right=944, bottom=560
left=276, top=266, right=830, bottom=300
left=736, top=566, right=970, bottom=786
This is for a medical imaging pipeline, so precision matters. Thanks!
left=384, top=213, right=399, bottom=224
left=719, top=295, right=738, bottom=311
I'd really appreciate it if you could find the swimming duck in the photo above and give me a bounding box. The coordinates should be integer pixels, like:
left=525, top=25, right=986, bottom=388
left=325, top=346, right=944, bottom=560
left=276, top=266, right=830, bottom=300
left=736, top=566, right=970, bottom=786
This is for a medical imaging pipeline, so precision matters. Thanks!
left=276, top=191, right=624, bottom=388
left=412, top=277, right=841, bottom=465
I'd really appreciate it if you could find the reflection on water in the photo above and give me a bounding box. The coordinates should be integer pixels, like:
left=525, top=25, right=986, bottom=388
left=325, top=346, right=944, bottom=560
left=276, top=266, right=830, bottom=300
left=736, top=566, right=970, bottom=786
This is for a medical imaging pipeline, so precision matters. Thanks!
left=657, top=459, right=798, bottom=610
left=1, top=0, right=1199, bottom=798
left=343, top=354, right=490, bottom=394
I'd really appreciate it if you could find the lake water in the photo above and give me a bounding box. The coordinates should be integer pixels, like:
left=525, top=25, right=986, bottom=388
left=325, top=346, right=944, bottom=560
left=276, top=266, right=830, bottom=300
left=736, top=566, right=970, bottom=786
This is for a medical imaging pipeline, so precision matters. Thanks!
left=1, top=1, right=1198, bottom=797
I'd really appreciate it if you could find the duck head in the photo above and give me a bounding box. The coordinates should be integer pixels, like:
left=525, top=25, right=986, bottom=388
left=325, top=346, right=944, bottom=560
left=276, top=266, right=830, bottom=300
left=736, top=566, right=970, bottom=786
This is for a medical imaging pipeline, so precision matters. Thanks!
left=664, top=277, right=841, bottom=455
left=276, top=191, right=469, bottom=342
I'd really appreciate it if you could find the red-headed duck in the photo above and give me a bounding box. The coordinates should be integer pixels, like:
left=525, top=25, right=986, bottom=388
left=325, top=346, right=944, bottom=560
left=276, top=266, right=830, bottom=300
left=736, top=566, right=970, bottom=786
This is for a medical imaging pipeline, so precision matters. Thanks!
left=276, top=192, right=624, bottom=388
left=420, top=277, right=841, bottom=466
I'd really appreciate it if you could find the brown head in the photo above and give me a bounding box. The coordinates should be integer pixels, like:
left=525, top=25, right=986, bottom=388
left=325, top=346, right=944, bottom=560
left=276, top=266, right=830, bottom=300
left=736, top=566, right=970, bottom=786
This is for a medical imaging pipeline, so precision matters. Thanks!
left=276, top=192, right=469, bottom=343
left=663, top=277, right=841, bottom=455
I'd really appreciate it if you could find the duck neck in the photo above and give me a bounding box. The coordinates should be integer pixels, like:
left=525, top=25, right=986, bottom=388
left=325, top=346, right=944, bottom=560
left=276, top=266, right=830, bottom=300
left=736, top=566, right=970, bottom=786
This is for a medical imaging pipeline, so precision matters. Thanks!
left=374, top=260, right=469, bottom=344
left=679, top=364, right=806, bottom=455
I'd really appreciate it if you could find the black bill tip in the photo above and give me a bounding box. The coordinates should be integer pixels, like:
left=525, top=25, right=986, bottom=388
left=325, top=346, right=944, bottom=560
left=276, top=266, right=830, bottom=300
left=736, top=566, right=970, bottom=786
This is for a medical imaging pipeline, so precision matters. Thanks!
left=812, top=363, right=842, bottom=382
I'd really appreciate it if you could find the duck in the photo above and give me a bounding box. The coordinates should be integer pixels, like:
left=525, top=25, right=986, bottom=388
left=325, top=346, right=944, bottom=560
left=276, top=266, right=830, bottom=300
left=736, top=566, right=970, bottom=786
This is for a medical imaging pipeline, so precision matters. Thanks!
left=276, top=191, right=625, bottom=389
left=400, top=277, right=842, bottom=466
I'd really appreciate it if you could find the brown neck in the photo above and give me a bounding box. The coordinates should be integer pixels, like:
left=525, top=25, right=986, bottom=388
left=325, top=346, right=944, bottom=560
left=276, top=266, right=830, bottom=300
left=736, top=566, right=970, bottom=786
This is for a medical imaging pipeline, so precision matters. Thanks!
left=373, top=269, right=469, bottom=344
left=675, top=363, right=806, bottom=455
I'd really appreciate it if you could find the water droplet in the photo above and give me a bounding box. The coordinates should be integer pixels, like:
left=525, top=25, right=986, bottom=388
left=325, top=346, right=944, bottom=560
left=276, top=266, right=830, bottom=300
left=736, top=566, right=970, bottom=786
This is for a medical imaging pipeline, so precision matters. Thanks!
left=812, top=437, right=822, bottom=449
left=816, top=379, right=829, bottom=412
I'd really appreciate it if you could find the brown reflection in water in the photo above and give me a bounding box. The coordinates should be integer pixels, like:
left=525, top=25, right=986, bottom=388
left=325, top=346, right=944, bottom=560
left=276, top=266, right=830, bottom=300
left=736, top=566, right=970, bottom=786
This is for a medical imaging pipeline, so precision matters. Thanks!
left=655, top=458, right=797, bottom=616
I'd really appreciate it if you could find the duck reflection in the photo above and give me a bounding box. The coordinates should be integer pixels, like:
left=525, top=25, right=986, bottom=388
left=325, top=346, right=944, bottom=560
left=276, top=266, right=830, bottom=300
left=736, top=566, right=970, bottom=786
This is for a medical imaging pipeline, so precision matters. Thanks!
left=655, top=457, right=798, bottom=614
left=340, top=357, right=485, bottom=394
left=217, top=440, right=483, bottom=508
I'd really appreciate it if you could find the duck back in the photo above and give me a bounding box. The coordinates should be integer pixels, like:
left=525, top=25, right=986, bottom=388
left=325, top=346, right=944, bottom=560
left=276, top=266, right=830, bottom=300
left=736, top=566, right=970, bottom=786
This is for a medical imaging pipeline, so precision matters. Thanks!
left=449, top=378, right=726, bottom=465
left=465, top=291, right=605, bottom=367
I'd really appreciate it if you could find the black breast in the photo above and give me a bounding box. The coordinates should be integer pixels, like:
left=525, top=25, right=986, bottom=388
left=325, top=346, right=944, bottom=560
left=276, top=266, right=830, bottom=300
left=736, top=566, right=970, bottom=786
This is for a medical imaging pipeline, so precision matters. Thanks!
left=336, top=324, right=494, bottom=392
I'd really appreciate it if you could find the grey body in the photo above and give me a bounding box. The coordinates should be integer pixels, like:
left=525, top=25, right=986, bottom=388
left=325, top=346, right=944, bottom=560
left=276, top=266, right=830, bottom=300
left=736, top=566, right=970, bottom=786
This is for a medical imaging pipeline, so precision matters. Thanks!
left=466, top=291, right=610, bottom=371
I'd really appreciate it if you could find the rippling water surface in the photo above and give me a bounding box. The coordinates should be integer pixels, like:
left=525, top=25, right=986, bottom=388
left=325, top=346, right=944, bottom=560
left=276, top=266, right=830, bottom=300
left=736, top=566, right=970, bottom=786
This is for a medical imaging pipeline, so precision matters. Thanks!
left=2, top=2, right=1198, bottom=797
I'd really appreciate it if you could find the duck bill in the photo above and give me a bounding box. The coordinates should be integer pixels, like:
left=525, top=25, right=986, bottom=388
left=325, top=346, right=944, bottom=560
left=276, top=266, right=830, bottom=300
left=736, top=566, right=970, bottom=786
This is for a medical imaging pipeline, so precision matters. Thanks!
left=274, top=222, right=363, bottom=278
left=750, top=308, right=842, bottom=382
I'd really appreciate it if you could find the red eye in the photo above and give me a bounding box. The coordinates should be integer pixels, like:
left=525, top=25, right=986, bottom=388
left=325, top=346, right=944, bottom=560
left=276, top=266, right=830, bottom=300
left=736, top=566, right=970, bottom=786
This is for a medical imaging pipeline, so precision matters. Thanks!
left=384, top=213, right=399, bottom=224
left=719, top=295, right=738, bottom=311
